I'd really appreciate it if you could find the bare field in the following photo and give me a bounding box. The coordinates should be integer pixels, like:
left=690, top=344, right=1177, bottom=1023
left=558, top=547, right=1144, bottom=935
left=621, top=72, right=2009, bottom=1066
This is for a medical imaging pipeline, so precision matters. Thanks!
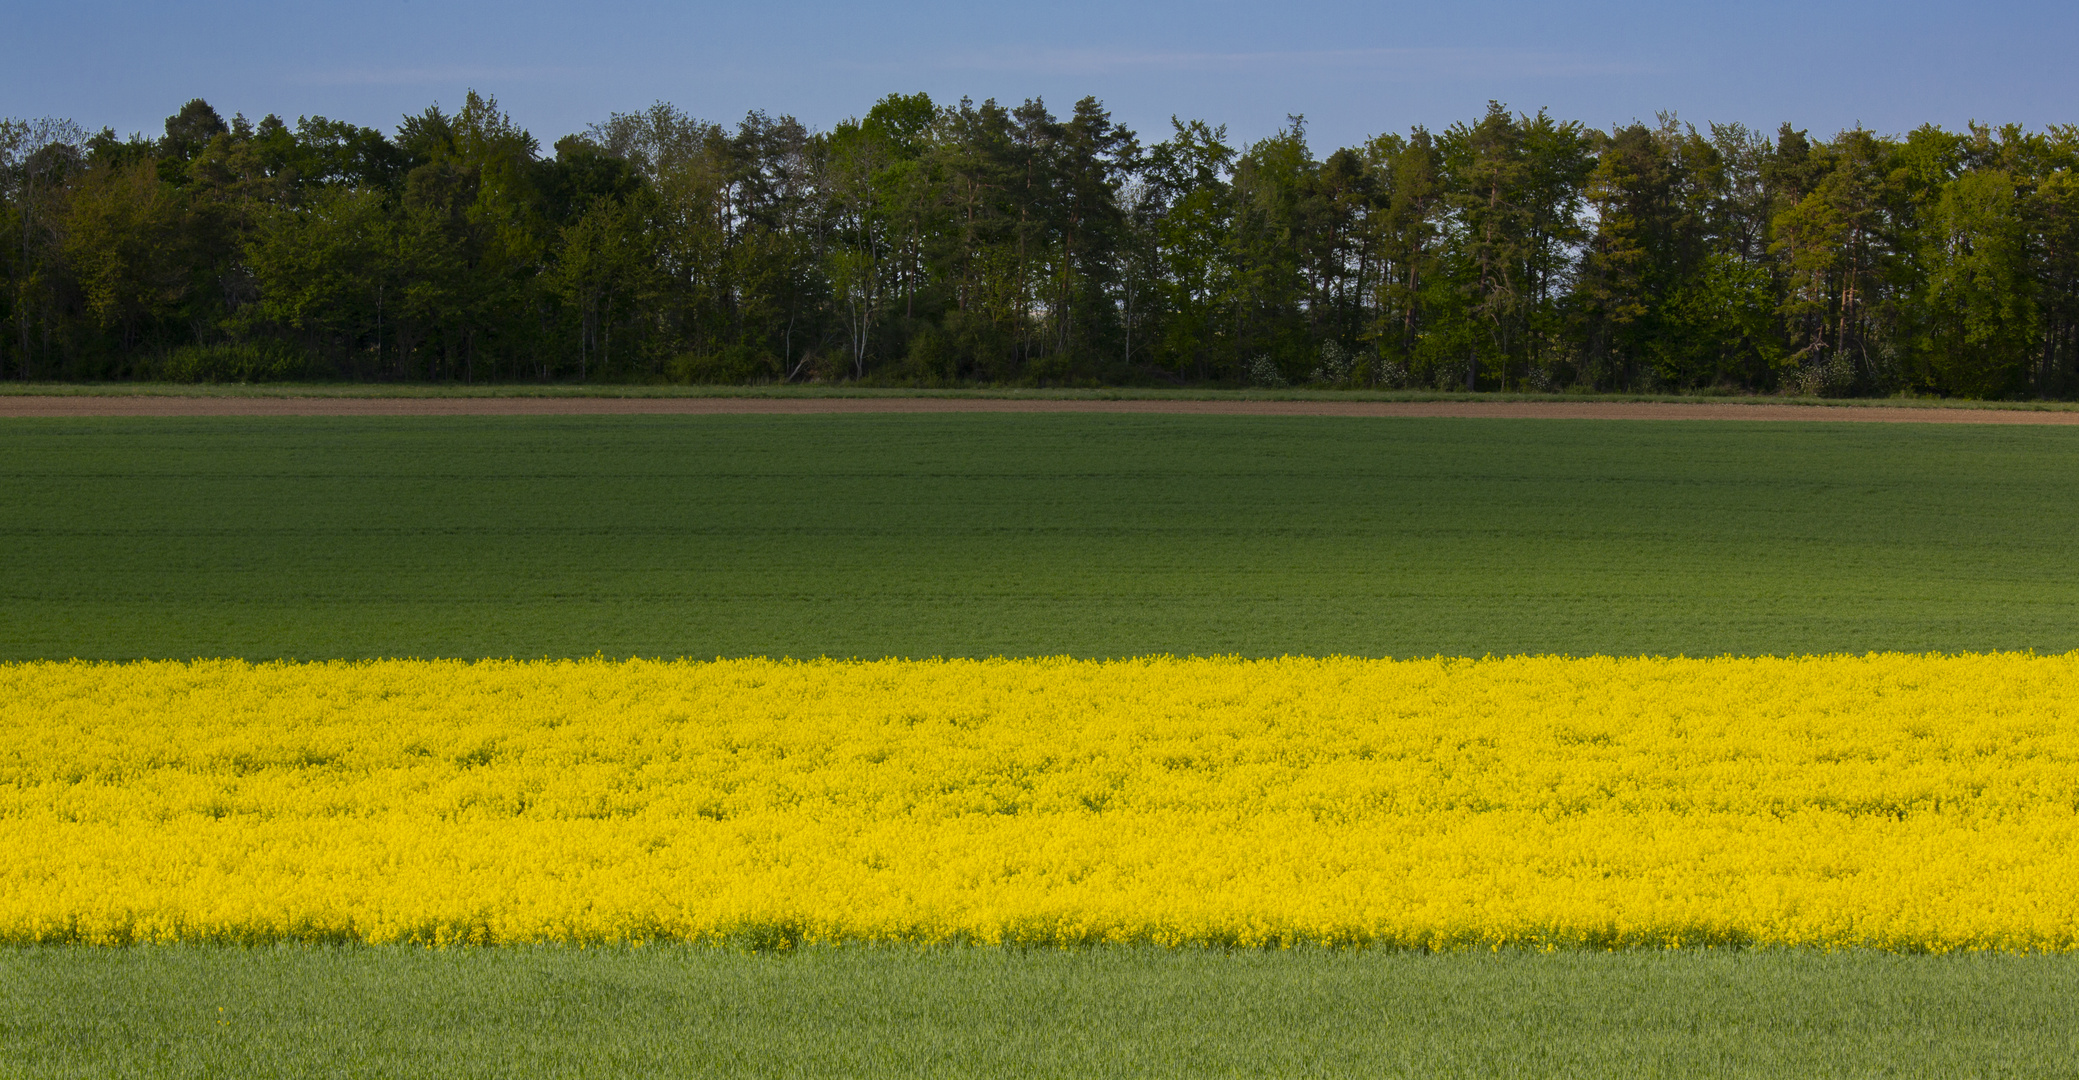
left=6, top=394, right=2079, bottom=422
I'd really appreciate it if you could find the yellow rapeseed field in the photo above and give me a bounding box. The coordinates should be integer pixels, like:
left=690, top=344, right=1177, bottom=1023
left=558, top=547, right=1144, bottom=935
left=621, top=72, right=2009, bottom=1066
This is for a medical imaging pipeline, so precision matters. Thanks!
left=2, top=655, right=2075, bottom=951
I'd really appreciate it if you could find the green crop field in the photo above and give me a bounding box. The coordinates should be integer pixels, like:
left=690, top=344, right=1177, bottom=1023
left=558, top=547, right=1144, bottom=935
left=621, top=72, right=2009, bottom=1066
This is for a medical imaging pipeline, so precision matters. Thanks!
left=7, top=411, right=2079, bottom=1078
left=5, top=413, right=2079, bottom=660
left=5, top=946, right=2077, bottom=1080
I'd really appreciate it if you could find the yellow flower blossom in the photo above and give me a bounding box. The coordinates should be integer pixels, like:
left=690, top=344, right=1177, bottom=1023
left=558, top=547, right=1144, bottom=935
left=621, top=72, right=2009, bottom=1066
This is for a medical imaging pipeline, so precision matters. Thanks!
left=2, top=655, right=2075, bottom=950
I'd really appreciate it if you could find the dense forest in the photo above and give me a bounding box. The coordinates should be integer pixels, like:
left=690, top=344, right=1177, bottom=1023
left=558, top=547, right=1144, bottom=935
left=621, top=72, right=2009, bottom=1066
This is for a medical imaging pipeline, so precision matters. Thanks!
left=4, top=92, right=2078, bottom=396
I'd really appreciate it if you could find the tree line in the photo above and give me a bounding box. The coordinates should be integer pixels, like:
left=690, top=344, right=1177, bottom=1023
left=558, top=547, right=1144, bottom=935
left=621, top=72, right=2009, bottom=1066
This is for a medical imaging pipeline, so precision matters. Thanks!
left=4, top=92, right=2078, bottom=396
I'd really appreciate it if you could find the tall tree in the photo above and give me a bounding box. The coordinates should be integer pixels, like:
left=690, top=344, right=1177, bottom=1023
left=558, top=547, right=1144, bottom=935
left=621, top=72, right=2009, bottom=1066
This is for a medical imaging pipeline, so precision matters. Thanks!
left=1771, top=129, right=1901, bottom=392
left=1142, top=118, right=1235, bottom=379
left=1, top=118, right=85, bottom=377
left=1362, top=128, right=1444, bottom=383
left=1918, top=168, right=2035, bottom=396
left=1442, top=103, right=1532, bottom=390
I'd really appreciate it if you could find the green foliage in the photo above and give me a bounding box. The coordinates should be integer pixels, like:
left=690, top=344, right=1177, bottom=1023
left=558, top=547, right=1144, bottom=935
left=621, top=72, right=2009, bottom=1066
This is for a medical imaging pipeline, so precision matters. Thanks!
left=149, top=340, right=307, bottom=382
left=7, top=95, right=2079, bottom=395
left=1918, top=169, right=2036, bottom=396
left=1242, top=353, right=1288, bottom=387
left=667, top=343, right=779, bottom=384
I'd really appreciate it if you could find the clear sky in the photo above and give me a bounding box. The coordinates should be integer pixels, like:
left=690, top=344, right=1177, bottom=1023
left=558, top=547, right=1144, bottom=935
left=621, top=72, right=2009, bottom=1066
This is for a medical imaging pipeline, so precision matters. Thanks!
left=7, top=0, right=2071, bottom=152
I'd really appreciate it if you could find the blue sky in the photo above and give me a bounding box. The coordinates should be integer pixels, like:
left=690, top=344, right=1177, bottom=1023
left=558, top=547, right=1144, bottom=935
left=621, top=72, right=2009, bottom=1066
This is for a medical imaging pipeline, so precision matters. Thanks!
left=7, top=0, right=2071, bottom=152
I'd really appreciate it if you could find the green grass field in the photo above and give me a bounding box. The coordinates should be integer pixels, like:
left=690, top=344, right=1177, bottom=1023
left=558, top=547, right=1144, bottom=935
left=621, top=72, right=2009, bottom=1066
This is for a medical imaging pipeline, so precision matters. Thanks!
left=5, top=946, right=2077, bottom=1079
left=5, top=414, right=2079, bottom=660
left=7, top=412, right=2079, bottom=1078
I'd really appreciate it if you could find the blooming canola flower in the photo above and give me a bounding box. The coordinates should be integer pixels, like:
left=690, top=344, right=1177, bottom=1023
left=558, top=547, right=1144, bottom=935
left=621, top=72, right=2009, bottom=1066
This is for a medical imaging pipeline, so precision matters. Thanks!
left=1, top=655, right=2075, bottom=950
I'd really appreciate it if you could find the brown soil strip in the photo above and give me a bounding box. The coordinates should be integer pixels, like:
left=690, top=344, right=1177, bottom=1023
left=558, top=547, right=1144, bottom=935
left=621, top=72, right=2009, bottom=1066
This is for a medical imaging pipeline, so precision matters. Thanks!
left=4, top=396, right=2078, bottom=424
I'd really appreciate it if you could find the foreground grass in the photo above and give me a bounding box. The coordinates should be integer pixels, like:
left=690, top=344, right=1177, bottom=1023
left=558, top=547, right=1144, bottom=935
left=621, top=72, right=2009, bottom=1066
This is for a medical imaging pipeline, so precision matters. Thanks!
left=4, top=414, right=2079, bottom=659
left=4, top=946, right=2075, bottom=1079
